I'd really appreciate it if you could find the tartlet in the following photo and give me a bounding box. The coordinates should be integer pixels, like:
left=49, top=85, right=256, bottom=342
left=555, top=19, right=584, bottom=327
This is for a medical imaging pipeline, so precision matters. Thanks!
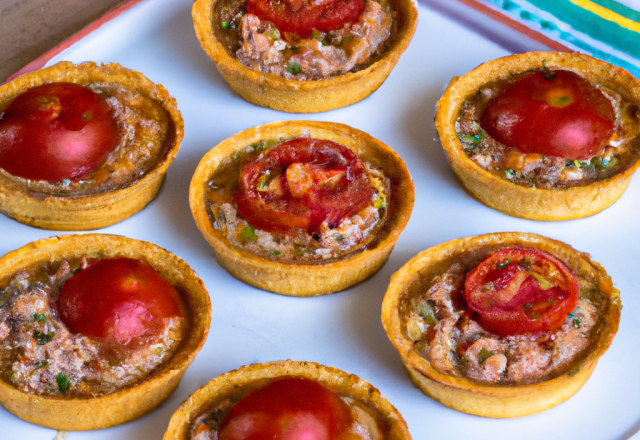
left=435, top=52, right=640, bottom=220
left=164, top=360, right=411, bottom=439
left=382, top=232, right=620, bottom=418
left=189, top=120, right=414, bottom=296
left=0, top=234, right=211, bottom=430
left=0, top=61, right=184, bottom=230
left=192, top=0, right=417, bottom=113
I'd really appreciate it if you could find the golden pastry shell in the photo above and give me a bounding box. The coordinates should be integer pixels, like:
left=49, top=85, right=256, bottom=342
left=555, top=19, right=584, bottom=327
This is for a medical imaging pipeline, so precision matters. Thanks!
left=435, top=51, right=640, bottom=220
left=164, top=360, right=411, bottom=439
left=192, top=0, right=418, bottom=113
left=0, top=234, right=211, bottom=431
left=189, top=120, right=414, bottom=296
left=0, top=61, right=184, bottom=230
left=381, top=232, right=621, bottom=418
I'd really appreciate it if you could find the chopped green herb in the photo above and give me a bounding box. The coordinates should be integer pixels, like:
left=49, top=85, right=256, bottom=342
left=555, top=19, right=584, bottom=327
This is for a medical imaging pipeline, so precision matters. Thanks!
left=418, top=303, right=438, bottom=326
left=220, top=20, right=230, bottom=29
left=257, top=170, right=270, bottom=191
left=340, top=35, right=353, bottom=45
left=31, top=313, right=46, bottom=323
left=531, top=273, right=553, bottom=290
left=573, top=160, right=582, bottom=168
left=568, top=306, right=579, bottom=319
left=530, top=313, right=541, bottom=319
left=374, top=195, right=386, bottom=209
left=593, top=156, right=617, bottom=170
left=287, top=45, right=298, bottom=51
left=478, top=348, right=495, bottom=364
left=524, top=303, right=532, bottom=310
left=34, top=360, right=49, bottom=370
left=519, top=259, right=531, bottom=271
left=483, top=282, right=494, bottom=291
left=335, top=234, right=345, bottom=242
left=496, top=259, right=510, bottom=269
left=56, top=372, right=71, bottom=392
left=240, top=226, right=257, bottom=243
left=264, top=27, right=281, bottom=41
left=311, top=29, right=325, bottom=43
left=33, top=330, right=54, bottom=345
left=286, top=62, right=301, bottom=75
left=269, top=250, right=282, bottom=257
left=458, top=132, right=484, bottom=145
left=504, top=169, right=516, bottom=178
left=573, top=319, right=581, bottom=328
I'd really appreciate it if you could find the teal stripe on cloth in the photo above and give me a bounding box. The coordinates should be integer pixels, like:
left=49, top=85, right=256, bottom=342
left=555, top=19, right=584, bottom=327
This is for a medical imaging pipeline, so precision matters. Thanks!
left=480, top=0, right=640, bottom=78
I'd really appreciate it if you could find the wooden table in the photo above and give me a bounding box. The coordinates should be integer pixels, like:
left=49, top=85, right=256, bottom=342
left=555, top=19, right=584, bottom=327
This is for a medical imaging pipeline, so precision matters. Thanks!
left=0, top=0, right=128, bottom=82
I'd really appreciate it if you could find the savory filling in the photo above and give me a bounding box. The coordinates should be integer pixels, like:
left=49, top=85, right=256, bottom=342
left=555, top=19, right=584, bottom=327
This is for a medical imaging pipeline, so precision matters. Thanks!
left=206, top=137, right=390, bottom=262
left=0, top=81, right=173, bottom=196
left=0, top=258, right=186, bottom=397
left=190, top=377, right=385, bottom=440
left=456, top=68, right=640, bottom=189
left=216, top=0, right=394, bottom=80
left=401, top=246, right=607, bottom=385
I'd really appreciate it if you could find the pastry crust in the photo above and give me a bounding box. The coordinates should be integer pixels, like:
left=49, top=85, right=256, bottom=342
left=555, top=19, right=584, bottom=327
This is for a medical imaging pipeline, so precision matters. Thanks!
left=0, top=234, right=211, bottom=430
left=189, top=120, right=414, bottom=296
left=163, top=360, right=411, bottom=440
left=435, top=51, right=640, bottom=220
left=0, top=61, right=184, bottom=230
left=192, top=0, right=417, bottom=113
left=381, top=232, right=621, bottom=418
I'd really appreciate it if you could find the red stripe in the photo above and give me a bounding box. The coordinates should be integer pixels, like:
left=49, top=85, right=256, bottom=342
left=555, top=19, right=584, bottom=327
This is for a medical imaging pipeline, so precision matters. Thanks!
left=455, top=0, right=572, bottom=52
left=6, top=0, right=147, bottom=83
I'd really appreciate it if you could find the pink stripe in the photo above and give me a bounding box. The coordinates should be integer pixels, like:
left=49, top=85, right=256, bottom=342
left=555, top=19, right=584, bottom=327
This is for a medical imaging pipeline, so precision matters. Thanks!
left=6, top=0, right=146, bottom=83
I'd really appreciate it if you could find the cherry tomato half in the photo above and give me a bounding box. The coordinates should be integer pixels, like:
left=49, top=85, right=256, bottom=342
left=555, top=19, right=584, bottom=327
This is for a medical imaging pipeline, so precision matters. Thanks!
left=464, top=248, right=579, bottom=336
left=218, top=377, right=352, bottom=440
left=0, top=83, right=119, bottom=182
left=246, top=0, right=365, bottom=38
left=58, top=258, right=185, bottom=347
left=480, top=70, right=615, bottom=160
left=235, top=138, right=373, bottom=234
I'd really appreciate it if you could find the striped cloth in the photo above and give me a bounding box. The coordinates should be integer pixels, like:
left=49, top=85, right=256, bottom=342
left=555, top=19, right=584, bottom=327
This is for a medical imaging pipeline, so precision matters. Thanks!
left=468, top=0, right=640, bottom=78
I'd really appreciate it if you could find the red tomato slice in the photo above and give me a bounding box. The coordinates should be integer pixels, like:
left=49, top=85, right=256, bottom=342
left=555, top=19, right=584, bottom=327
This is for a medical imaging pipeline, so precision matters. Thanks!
left=0, top=83, right=119, bottom=182
left=464, top=248, right=579, bottom=336
left=235, top=138, right=373, bottom=234
left=58, top=258, right=185, bottom=347
left=218, top=377, right=352, bottom=440
left=480, top=70, right=615, bottom=160
left=245, top=0, right=365, bottom=38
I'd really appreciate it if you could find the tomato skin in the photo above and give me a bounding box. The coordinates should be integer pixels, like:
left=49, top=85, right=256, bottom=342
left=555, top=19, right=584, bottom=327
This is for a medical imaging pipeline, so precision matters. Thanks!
left=218, top=377, right=352, bottom=440
left=0, top=83, right=119, bottom=182
left=235, top=138, right=373, bottom=234
left=464, top=248, right=579, bottom=336
left=58, top=258, right=185, bottom=347
left=480, top=70, right=615, bottom=160
left=245, top=0, right=365, bottom=38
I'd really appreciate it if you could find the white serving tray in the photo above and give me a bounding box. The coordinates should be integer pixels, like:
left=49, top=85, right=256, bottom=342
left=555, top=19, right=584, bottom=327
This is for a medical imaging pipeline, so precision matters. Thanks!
left=2, top=0, right=639, bottom=438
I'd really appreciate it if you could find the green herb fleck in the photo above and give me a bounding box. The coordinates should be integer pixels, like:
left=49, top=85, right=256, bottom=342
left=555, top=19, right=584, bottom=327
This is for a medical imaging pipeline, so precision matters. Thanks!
left=524, top=303, right=532, bottom=310
left=34, top=360, right=49, bottom=370
left=519, top=259, right=531, bottom=271
left=257, top=170, right=270, bottom=191
left=573, top=160, right=582, bottom=168
left=458, top=132, right=484, bottom=145
left=530, top=313, right=541, bottom=319
left=340, top=35, right=353, bottom=45
left=240, top=226, right=257, bottom=243
left=269, top=250, right=282, bottom=257
left=33, top=330, right=54, bottom=345
left=418, top=303, right=438, bottom=326
left=531, top=273, right=553, bottom=290
left=496, top=259, right=510, bottom=269
left=374, top=195, right=386, bottom=209
left=335, top=234, right=345, bottom=243
left=573, top=319, right=581, bottom=328
left=593, top=156, right=617, bottom=170
left=31, top=313, right=46, bottom=323
left=264, top=27, right=281, bottom=41
left=311, top=29, right=326, bottom=44
left=56, top=372, right=71, bottom=392
left=478, top=348, right=495, bottom=364
left=221, top=21, right=230, bottom=29
left=568, top=306, right=579, bottom=319
left=286, top=62, right=301, bottom=75
left=504, top=169, right=516, bottom=178
left=483, top=283, right=494, bottom=291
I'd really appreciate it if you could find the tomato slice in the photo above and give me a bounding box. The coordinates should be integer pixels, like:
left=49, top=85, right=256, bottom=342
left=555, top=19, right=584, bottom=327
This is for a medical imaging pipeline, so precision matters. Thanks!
left=245, top=0, right=365, bottom=38
left=235, top=138, right=373, bottom=234
left=218, top=377, right=352, bottom=440
left=480, top=70, right=615, bottom=160
left=0, top=83, right=119, bottom=182
left=58, top=258, right=185, bottom=347
left=464, top=248, right=579, bottom=336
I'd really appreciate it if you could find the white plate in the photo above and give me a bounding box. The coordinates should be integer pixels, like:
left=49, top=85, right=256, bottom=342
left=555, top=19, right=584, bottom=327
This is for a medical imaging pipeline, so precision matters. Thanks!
left=2, top=0, right=639, bottom=438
